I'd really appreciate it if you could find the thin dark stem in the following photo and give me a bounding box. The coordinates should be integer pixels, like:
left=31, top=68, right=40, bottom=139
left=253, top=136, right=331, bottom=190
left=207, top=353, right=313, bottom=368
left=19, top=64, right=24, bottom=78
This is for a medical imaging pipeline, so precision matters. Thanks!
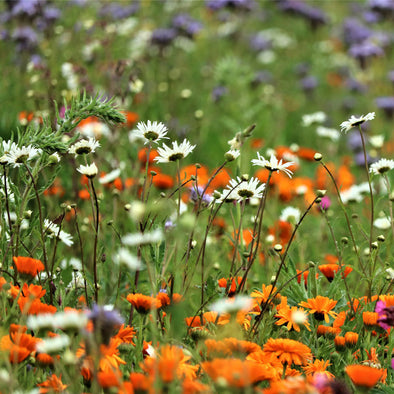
left=89, top=178, right=100, bottom=303
left=358, top=127, right=374, bottom=250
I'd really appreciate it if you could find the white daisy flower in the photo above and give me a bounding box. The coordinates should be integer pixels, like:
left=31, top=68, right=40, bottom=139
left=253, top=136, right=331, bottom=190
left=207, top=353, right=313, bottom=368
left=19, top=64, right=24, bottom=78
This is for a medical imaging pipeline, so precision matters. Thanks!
left=369, top=135, right=384, bottom=149
left=52, top=310, right=88, bottom=330
left=340, top=112, right=375, bottom=133
left=301, top=111, right=326, bottom=127
left=227, top=136, right=241, bottom=150
left=36, top=334, right=70, bottom=354
left=77, top=163, right=98, bottom=178
left=99, top=168, right=121, bottom=184
left=224, top=149, right=240, bottom=162
left=280, top=206, right=301, bottom=223
left=220, top=176, right=265, bottom=203
left=369, top=158, right=394, bottom=175
left=209, top=295, right=252, bottom=314
left=27, top=314, right=55, bottom=331
left=44, top=219, right=74, bottom=246
left=68, top=138, right=100, bottom=157
left=5, top=145, right=41, bottom=167
left=154, top=139, right=195, bottom=163
left=1, top=140, right=18, bottom=155
left=251, top=153, right=295, bottom=178
left=133, top=120, right=169, bottom=144
left=373, top=216, right=391, bottom=230
left=340, top=185, right=364, bottom=204
left=122, top=228, right=163, bottom=246
left=316, top=126, right=340, bottom=141
left=386, top=268, right=394, bottom=280
left=114, top=248, right=144, bottom=271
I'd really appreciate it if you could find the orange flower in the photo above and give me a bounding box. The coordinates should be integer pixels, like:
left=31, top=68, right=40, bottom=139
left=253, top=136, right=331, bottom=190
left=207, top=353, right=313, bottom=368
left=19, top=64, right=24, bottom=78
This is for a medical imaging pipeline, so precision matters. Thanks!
left=185, top=311, right=219, bottom=328
left=217, top=276, right=243, bottom=296
left=204, top=338, right=261, bottom=358
left=202, top=358, right=274, bottom=387
left=13, top=256, right=45, bottom=278
left=141, top=345, right=198, bottom=383
left=275, top=305, right=311, bottom=332
left=297, top=147, right=318, bottom=161
left=114, top=324, right=136, bottom=345
left=299, top=296, right=338, bottom=323
left=97, top=370, right=123, bottom=389
left=363, top=311, right=379, bottom=328
left=121, top=111, right=139, bottom=127
left=345, top=364, right=385, bottom=388
left=152, top=173, right=174, bottom=189
left=126, top=293, right=162, bottom=314
left=262, top=338, right=312, bottom=366
left=303, top=359, right=334, bottom=382
left=207, top=167, right=231, bottom=192
left=37, top=374, right=68, bottom=393
left=334, top=336, right=346, bottom=350
left=318, top=264, right=352, bottom=282
left=251, top=284, right=281, bottom=310
left=263, top=376, right=317, bottom=394
left=344, top=332, right=358, bottom=347
left=182, top=378, right=211, bottom=394
left=138, top=147, right=158, bottom=164
left=129, top=372, right=151, bottom=391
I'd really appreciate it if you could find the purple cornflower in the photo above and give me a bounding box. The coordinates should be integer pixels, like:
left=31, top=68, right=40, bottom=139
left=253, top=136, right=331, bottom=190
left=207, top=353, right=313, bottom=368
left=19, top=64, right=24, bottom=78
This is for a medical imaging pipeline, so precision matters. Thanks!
left=205, top=0, right=255, bottom=11
left=354, top=151, right=375, bottom=167
left=190, top=186, right=213, bottom=205
left=249, top=34, right=271, bottom=52
left=151, top=28, right=176, bottom=46
left=343, top=18, right=372, bottom=45
left=369, top=0, right=394, bottom=15
left=375, top=300, right=394, bottom=330
left=212, top=85, right=228, bottom=102
left=98, top=3, right=139, bottom=20
left=172, top=14, right=203, bottom=38
left=87, top=304, right=124, bottom=345
left=375, top=96, right=394, bottom=118
left=300, top=75, right=318, bottom=93
left=349, top=41, right=384, bottom=69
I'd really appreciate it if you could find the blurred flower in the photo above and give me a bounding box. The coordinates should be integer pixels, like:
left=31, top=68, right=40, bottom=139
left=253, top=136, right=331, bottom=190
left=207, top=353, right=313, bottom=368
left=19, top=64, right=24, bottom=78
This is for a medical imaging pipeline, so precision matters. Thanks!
left=122, top=229, right=163, bottom=246
left=369, top=158, right=394, bottom=175
left=316, top=126, right=340, bottom=141
left=302, top=111, right=326, bottom=127
left=77, top=163, right=98, bottom=178
left=340, top=112, right=375, bottom=133
left=349, top=41, right=384, bottom=68
left=375, top=96, right=394, bottom=118
left=114, top=248, right=144, bottom=271
left=345, top=364, right=385, bottom=389
left=172, top=14, right=202, bottom=38
left=209, top=295, right=252, bottom=314
left=154, top=139, right=195, bottom=163
left=373, top=216, right=391, bottom=230
left=151, top=28, right=176, bottom=46
left=224, top=149, right=240, bottom=162
left=211, top=85, right=228, bottom=102
left=68, top=138, right=100, bottom=157
left=13, top=256, right=44, bottom=278
left=36, top=334, right=70, bottom=354
left=280, top=207, right=301, bottom=223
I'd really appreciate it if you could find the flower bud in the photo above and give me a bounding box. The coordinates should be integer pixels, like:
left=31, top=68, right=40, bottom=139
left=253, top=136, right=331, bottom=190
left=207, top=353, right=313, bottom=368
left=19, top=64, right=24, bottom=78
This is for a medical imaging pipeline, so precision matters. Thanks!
left=314, top=153, right=322, bottom=161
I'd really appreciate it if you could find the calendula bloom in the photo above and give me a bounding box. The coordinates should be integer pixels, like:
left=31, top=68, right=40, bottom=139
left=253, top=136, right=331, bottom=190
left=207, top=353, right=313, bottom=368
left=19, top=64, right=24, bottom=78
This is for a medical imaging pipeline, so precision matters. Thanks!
left=334, top=336, right=346, bottom=350
left=13, top=256, right=45, bottom=278
left=204, top=338, right=261, bottom=358
left=5, top=144, right=41, bottom=167
left=251, top=284, right=281, bottom=308
left=344, top=332, right=358, bottom=347
left=299, top=296, right=338, bottom=323
left=37, top=374, right=68, bottom=393
left=77, top=162, right=98, bottom=178
left=275, top=306, right=311, bottom=332
left=339, top=112, right=375, bottom=133
left=303, top=359, right=334, bottom=381
left=68, top=137, right=100, bottom=157
left=252, top=153, right=295, bottom=178
left=318, top=264, right=353, bottom=282
left=262, top=338, right=312, bottom=366
left=369, top=158, right=394, bottom=175
left=202, top=358, right=274, bottom=387
left=154, top=139, right=195, bottom=163
left=126, top=293, right=161, bottom=314
left=141, top=345, right=198, bottom=382
left=345, top=364, right=385, bottom=388
left=133, top=120, right=169, bottom=144
left=263, top=376, right=318, bottom=394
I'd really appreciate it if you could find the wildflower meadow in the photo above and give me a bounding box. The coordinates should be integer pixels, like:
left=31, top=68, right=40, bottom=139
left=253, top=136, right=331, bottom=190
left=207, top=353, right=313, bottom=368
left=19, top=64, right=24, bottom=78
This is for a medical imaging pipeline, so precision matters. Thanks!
left=1, top=1, right=394, bottom=393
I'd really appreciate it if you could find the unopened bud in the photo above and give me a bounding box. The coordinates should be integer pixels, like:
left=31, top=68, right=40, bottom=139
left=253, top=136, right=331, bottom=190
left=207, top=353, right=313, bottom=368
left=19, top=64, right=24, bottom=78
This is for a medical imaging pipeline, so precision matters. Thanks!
left=315, top=197, right=322, bottom=203
left=314, top=153, right=322, bottom=161
left=274, top=244, right=282, bottom=252
left=371, top=242, right=378, bottom=250
left=124, top=204, right=131, bottom=211
left=316, top=189, right=327, bottom=197
left=150, top=170, right=157, bottom=176
left=377, top=235, right=385, bottom=242
left=241, top=174, right=249, bottom=182
left=308, top=261, right=316, bottom=268
left=341, top=237, right=348, bottom=244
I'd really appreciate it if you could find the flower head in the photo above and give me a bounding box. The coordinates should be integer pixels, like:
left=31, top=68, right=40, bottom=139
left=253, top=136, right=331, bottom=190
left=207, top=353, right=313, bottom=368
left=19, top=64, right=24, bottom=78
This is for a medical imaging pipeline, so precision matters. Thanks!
left=133, top=121, right=169, bottom=144
left=68, top=138, right=100, bottom=157
left=219, top=176, right=265, bottom=203
left=154, top=139, right=195, bottom=163
left=340, top=112, right=375, bottom=133
left=299, top=296, right=338, bottom=323
left=13, top=256, right=45, bottom=278
left=262, top=338, right=312, bottom=366
left=5, top=145, right=41, bottom=167
left=252, top=153, right=295, bottom=178
left=44, top=219, right=73, bottom=246
left=77, top=163, right=98, bottom=178
left=369, top=158, right=394, bottom=175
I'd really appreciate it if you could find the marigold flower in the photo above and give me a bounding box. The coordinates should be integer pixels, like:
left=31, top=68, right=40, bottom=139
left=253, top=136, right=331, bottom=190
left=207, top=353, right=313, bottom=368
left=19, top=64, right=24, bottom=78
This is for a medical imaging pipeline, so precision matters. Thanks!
left=345, top=364, right=385, bottom=388
left=275, top=305, right=311, bottom=332
left=126, top=293, right=162, bottom=314
left=303, top=359, right=334, bottom=382
left=202, top=358, right=274, bottom=387
left=299, top=296, right=338, bottom=323
left=262, top=338, right=312, bottom=366
left=204, top=338, right=261, bottom=358
left=37, top=374, right=68, bottom=393
left=334, top=336, right=346, bottom=351
left=13, top=256, right=45, bottom=278
left=318, top=263, right=352, bottom=282
left=344, top=331, right=358, bottom=347
left=363, top=311, right=379, bottom=328
left=263, top=376, right=318, bottom=393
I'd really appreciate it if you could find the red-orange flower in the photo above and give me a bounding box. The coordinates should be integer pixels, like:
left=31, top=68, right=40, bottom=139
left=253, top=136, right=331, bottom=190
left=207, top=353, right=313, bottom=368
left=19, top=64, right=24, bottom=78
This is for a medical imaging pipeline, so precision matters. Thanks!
left=37, top=374, right=68, bottom=393
left=262, top=338, right=312, bottom=366
left=126, top=293, right=162, bottom=314
left=299, top=296, right=338, bottom=323
left=13, top=256, right=45, bottom=278
left=202, top=358, right=274, bottom=387
left=318, top=263, right=352, bottom=282
left=275, top=305, right=311, bottom=332
left=345, top=364, right=385, bottom=388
